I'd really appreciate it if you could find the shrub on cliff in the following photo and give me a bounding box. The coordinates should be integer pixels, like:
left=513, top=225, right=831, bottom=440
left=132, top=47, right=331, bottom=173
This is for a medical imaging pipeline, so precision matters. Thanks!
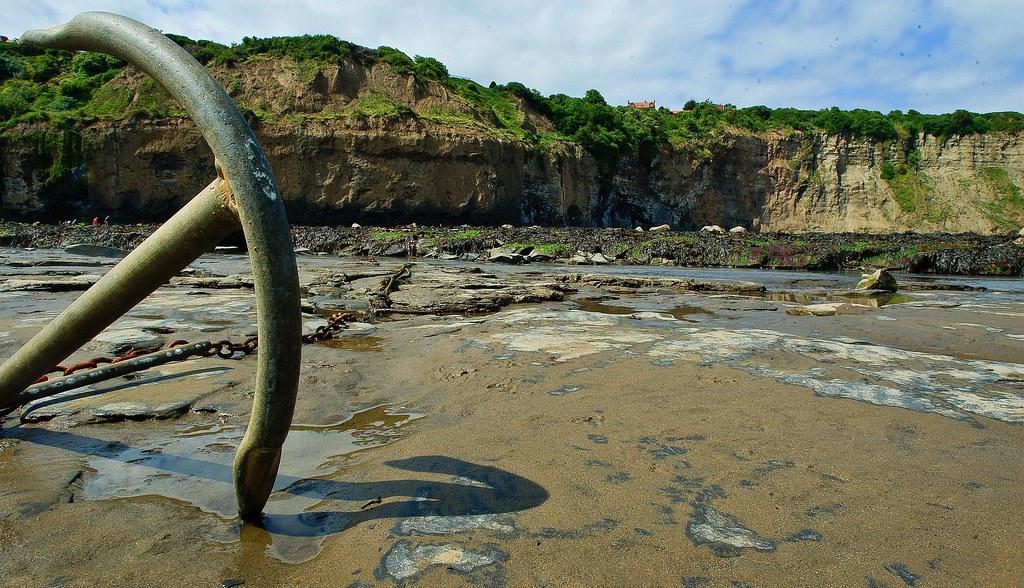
left=0, top=80, right=35, bottom=120
left=0, top=53, right=22, bottom=82
left=225, top=35, right=351, bottom=64
left=880, top=162, right=897, bottom=180
left=375, top=46, right=416, bottom=75
left=547, top=90, right=632, bottom=159
left=70, top=52, right=122, bottom=77
left=813, top=107, right=898, bottom=141
left=167, top=33, right=353, bottom=66
left=165, top=34, right=232, bottom=65
left=374, top=47, right=448, bottom=81
left=412, top=55, right=448, bottom=81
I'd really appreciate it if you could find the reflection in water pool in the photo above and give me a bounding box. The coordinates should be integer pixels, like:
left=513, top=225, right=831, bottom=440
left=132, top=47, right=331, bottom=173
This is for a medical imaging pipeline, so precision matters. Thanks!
left=317, top=335, right=385, bottom=352
left=764, top=290, right=918, bottom=307
left=575, top=297, right=714, bottom=322
left=82, top=405, right=422, bottom=562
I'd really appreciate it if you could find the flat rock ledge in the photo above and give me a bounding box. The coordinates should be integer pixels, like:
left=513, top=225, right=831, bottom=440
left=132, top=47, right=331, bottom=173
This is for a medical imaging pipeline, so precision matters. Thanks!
left=0, top=275, right=101, bottom=292
left=555, top=273, right=766, bottom=295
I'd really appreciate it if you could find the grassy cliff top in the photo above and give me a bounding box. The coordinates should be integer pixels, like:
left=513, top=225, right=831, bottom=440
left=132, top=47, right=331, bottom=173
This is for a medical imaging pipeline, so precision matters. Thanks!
left=2, top=33, right=1022, bottom=161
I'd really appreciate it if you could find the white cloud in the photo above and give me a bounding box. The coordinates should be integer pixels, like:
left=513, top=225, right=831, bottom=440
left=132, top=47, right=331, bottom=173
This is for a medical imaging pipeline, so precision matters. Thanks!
left=2, top=0, right=1021, bottom=113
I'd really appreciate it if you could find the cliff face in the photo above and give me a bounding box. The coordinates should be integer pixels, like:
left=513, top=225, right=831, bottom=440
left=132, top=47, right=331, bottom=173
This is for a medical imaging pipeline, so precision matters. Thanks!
left=2, top=55, right=1022, bottom=233
left=595, top=131, right=1024, bottom=233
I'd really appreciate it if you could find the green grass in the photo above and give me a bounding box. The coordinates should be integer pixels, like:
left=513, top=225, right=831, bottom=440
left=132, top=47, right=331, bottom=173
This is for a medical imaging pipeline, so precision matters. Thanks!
left=731, top=248, right=753, bottom=266
left=626, top=248, right=649, bottom=262
left=287, top=58, right=325, bottom=84
left=977, top=167, right=1024, bottom=229
left=861, top=254, right=893, bottom=268
left=445, top=78, right=533, bottom=140
left=861, top=245, right=925, bottom=268
left=837, top=240, right=872, bottom=254
left=884, top=168, right=950, bottom=222
left=507, top=242, right=572, bottom=257
left=370, top=230, right=409, bottom=243
left=82, top=83, right=132, bottom=118
left=423, top=229, right=483, bottom=248
left=535, top=131, right=573, bottom=153
left=651, top=234, right=699, bottom=245
left=887, top=171, right=929, bottom=213
left=347, top=93, right=411, bottom=118
left=417, top=108, right=488, bottom=130
left=81, top=76, right=185, bottom=120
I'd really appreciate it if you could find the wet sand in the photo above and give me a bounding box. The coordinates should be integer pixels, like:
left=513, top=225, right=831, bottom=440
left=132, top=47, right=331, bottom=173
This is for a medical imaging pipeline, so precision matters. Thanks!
left=0, top=249, right=1022, bottom=587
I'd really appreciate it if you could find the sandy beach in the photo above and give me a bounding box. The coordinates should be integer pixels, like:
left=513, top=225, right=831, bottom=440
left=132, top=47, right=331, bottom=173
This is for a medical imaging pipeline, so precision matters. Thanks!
left=1, top=249, right=1022, bottom=587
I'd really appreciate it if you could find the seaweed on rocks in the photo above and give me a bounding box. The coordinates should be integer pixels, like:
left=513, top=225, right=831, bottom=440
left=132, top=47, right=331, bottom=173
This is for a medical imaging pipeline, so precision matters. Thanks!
left=1, top=222, right=1021, bottom=276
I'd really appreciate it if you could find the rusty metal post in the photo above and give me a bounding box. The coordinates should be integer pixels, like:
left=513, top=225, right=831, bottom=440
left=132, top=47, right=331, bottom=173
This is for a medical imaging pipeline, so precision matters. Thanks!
left=4, top=12, right=302, bottom=521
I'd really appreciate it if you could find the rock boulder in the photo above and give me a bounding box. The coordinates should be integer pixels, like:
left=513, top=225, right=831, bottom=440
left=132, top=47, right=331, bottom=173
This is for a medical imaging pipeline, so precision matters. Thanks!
left=856, top=269, right=898, bottom=292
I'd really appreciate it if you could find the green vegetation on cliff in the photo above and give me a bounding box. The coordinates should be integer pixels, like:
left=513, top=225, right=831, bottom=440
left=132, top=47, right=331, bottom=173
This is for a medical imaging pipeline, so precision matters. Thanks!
left=0, top=42, right=123, bottom=126
left=2, top=33, right=1023, bottom=164
left=884, top=166, right=942, bottom=220
left=977, top=167, right=1024, bottom=229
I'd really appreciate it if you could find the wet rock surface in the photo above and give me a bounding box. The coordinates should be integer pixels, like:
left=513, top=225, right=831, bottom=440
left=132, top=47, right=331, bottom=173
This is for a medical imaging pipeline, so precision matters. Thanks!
left=556, top=272, right=766, bottom=294
left=786, top=302, right=871, bottom=316
left=3, top=222, right=1023, bottom=276
left=857, top=268, right=899, bottom=292
left=0, top=248, right=1022, bottom=586
left=0, top=274, right=100, bottom=292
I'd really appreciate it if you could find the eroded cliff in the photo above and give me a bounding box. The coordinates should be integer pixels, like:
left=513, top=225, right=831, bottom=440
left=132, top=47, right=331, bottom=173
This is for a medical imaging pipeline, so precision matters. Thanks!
left=1, top=51, right=1021, bottom=233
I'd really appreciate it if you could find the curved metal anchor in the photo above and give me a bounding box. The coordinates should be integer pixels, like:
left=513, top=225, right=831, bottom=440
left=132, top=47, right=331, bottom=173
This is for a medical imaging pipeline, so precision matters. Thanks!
left=0, top=12, right=301, bottom=521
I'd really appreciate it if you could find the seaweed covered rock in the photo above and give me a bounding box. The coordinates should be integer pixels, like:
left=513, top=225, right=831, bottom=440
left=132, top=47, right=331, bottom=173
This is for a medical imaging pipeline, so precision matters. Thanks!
left=856, top=269, right=898, bottom=292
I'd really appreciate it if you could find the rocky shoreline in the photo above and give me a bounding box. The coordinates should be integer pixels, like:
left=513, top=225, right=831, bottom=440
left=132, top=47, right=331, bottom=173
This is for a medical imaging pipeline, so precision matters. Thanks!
left=1, top=222, right=1022, bottom=276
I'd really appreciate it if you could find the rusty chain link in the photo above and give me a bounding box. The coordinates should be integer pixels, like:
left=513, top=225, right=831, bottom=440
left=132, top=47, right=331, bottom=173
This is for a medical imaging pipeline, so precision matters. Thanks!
left=301, top=311, right=359, bottom=344
left=34, top=344, right=173, bottom=383
left=31, top=312, right=350, bottom=385
left=29, top=264, right=412, bottom=386
left=0, top=264, right=417, bottom=424
left=6, top=264, right=418, bottom=423
left=368, top=264, right=412, bottom=314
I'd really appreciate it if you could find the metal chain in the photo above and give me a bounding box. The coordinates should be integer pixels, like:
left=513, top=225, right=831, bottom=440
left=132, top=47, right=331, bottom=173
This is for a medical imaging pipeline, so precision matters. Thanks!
left=32, top=310, right=355, bottom=385
left=8, top=316, right=348, bottom=420
left=301, top=311, right=359, bottom=344
left=34, top=343, right=182, bottom=383
left=368, top=264, right=412, bottom=314
left=7, top=264, right=414, bottom=417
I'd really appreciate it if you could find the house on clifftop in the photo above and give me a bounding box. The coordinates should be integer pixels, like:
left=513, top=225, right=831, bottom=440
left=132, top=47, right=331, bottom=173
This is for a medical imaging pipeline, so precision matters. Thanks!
left=628, top=100, right=655, bottom=109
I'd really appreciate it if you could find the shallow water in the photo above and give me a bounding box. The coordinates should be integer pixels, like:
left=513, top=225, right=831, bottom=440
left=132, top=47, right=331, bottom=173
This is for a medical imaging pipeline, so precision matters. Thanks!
left=2, top=403, right=424, bottom=564
left=575, top=296, right=714, bottom=322
left=317, top=335, right=386, bottom=352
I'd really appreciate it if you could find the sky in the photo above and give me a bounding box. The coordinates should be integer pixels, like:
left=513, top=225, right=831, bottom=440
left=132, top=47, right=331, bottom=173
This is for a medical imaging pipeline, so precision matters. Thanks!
left=3, top=0, right=1022, bottom=114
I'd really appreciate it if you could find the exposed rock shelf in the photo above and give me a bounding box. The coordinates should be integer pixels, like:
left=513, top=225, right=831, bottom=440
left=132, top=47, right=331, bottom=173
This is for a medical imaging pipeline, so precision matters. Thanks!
left=2, top=222, right=1021, bottom=276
